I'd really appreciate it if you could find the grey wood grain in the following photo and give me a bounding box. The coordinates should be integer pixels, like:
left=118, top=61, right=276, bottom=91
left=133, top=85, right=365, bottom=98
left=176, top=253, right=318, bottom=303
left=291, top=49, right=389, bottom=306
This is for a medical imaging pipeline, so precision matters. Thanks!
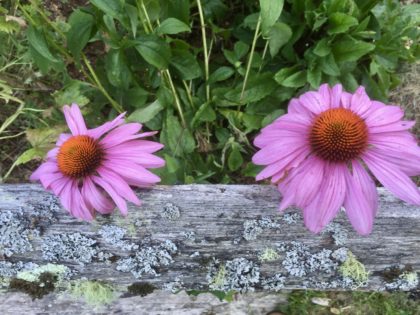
left=0, top=184, right=419, bottom=313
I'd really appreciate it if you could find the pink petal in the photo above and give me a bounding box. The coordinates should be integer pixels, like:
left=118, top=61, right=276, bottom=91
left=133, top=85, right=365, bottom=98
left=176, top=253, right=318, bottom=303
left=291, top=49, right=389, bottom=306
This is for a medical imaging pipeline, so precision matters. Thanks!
left=364, top=105, right=404, bottom=128
left=340, top=91, right=352, bottom=109
left=106, top=140, right=164, bottom=154
left=92, top=175, right=128, bottom=215
left=271, top=147, right=311, bottom=183
left=343, top=161, right=377, bottom=235
left=39, top=172, right=64, bottom=189
left=50, top=177, right=71, bottom=195
left=299, top=91, right=329, bottom=114
left=30, top=161, right=59, bottom=181
left=102, top=160, right=161, bottom=185
left=97, top=167, right=141, bottom=206
left=303, top=163, right=347, bottom=233
left=363, top=151, right=420, bottom=205
left=63, top=104, right=87, bottom=135
left=350, top=86, right=372, bottom=117
left=330, top=84, right=343, bottom=108
left=82, top=176, right=115, bottom=214
left=368, top=120, right=416, bottom=134
left=56, top=133, right=71, bottom=146
left=47, top=147, right=59, bottom=160
left=106, top=153, right=165, bottom=168
left=252, top=139, right=308, bottom=165
left=88, top=112, right=126, bottom=140
left=100, top=123, right=143, bottom=149
left=318, top=84, right=331, bottom=106
left=70, top=182, right=93, bottom=220
left=59, top=179, right=76, bottom=216
left=278, top=155, right=325, bottom=211
left=288, top=98, right=313, bottom=116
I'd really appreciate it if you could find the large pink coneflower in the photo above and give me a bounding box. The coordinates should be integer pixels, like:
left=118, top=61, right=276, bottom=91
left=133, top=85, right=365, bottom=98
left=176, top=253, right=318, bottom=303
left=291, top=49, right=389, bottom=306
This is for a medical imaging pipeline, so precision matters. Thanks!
left=252, top=84, right=420, bottom=235
left=31, top=104, right=165, bottom=220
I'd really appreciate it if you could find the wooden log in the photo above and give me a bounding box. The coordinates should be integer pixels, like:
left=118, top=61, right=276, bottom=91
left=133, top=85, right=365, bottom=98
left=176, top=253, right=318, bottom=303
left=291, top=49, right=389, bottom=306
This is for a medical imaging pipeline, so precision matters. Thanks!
left=0, top=184, right=419, bottom=313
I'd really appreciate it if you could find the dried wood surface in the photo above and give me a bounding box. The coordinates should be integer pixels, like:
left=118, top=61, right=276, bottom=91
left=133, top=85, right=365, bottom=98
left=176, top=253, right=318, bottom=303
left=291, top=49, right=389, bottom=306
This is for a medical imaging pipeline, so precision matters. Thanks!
left=0, top=184, right=419, bottom=314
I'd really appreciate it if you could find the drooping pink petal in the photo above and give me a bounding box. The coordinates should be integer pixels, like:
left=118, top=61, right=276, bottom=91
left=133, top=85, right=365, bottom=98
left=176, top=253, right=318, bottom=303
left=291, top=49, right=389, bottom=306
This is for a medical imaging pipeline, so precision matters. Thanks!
left=106, top=140, right=164, bottom=154
left=50, top=177, right=71, bottom=196
left=82, top=176, right=115, bottom=214
left=271, top=147, right=311, bottom=183
left=59, top=179, right=76, bottom=216
left=106, top=153, right=165, bottom=168
left=97, top=166, right=141, bottom=206
left=100, top=123, right=143, bottom=149
left=39, top=172, right=64, bottom=189
left=303, top=163, right=347, bottom=233
left=87, top=112, right=126, bottom=140
left=363, top=151, right=420, bottom=205
left=343, top=161, right=377, bottom=235
left=278, top=155, right=325, bottom=211
left=92, top=175, right=128, bottom=215
left=70, top=182, right=93, bottom=220
left=102, top=160, right=161, bottom=185
left=252, top=138, right=308, bottom=165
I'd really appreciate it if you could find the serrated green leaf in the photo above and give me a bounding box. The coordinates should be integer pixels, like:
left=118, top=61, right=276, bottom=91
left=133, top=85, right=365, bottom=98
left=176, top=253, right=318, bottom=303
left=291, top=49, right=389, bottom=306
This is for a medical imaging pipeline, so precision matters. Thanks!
left=127, top=100, right=164, bottom=123
left=307, top=64, right=322, bottom=88
left=260, top=0, right=284, bottom=35
left=135, top=35, right=171, bottom=69
left=328, top=12, right=358, bottom=34
left=105, top=49, right=131, bottom=89
left=333, top=37, right=375, bottom=62
left=157, top=17, right=191, bottom=35
left=208, top=67, right=235, bottom=83
left=225, top=73, right=277, bottom=104
left=170, top=49, right=201, bottom=80
left=267, top=22, right=292, bottom=57
left=275, top=68, right=306, bottom=88
left=320, top=54, right=341, bottom=76
left=66, top=10, right=94, bottom=61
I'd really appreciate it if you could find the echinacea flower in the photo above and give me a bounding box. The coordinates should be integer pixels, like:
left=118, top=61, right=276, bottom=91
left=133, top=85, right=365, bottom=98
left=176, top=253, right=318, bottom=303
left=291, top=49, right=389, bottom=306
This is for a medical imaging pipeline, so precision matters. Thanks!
left=252, top=84, right=420, bottom=235
left=30, top=104, right=165, bottom=220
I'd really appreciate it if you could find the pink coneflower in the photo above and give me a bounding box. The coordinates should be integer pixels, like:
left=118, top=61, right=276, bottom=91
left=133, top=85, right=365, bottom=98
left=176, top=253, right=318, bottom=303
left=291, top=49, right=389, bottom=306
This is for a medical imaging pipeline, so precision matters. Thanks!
left=252, top=84, right=420, bottom=235
left=31, top=104, right=165, bottom=220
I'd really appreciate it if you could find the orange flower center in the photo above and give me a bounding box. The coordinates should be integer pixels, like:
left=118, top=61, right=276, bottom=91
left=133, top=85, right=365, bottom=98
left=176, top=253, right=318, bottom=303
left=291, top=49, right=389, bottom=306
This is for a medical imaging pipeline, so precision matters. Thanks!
left=309, top=108, right=368, bottom=162
left=57, top=135, right=103, bottom=178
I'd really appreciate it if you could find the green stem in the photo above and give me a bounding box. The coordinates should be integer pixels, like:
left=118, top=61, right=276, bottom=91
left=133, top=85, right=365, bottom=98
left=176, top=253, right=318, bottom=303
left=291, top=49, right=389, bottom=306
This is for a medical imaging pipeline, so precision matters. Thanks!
left=164, top=70, right=187, bottom=128
left=259, top=40, right=269, bottom=72
left=196, top=0, right=210, bottom=102
left=82, top=54, right=123, bottom=113
left=240, top=17, right=261, bottom=101
left=182, top=80, right=195, bottom=109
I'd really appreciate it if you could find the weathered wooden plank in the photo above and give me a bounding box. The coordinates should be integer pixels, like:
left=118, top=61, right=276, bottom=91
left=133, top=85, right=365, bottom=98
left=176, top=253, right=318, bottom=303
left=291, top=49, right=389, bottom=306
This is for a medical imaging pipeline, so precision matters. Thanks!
left=0, top=184, right=419, bottom=310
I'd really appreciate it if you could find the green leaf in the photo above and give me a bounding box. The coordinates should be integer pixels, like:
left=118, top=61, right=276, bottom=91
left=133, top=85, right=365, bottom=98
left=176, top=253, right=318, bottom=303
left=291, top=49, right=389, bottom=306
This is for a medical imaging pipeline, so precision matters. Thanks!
left=208, top=67, right=235, bottom=83
left=160, top=112, right=195, bottom=156
left=307, top=63, right=322, bottom=88
left=105, top=49, right=131, bottom=89
left=234, top=42, right=249, bottom=60
left=53, top=81, right=90, bottom=107
left=225, top=73, right=277, bottom=104
left=135, top=35, right=171, bottom=69
left=333, top=37, right=375, bottom=63
left=313, top=38, right=331, bottom=57
left=14, top=148, right=45, bottom=166
left=157, top=17, right=191, bottom=35
left=165, top=154, right=180, bottom=173
left=122, top=87, right=149, bottom=108
left=260, top=0, right=284, bottom=35
left=27, top=25, right=59, bottom=63
left=90, top=0, right=123, bottom=18
left=127, top=100, right=164, bottom=123
left=267, top=22, right=292, bottom=57
left=166, top=0, right=190, bottom=24
left=170, top=49, right=201, bottom=80
left=67, top=10, right=94, bottom=61
left=328, top=12, right=358, bottom=34
left=125, top=4, right=139, bottom=37
left=274, top=67, right=307, bottom=88
left=228, top=145, right=243, bottom=171
left=320, top=54, right=340, bottom=76
left=191, top=102, right=216, bottom=127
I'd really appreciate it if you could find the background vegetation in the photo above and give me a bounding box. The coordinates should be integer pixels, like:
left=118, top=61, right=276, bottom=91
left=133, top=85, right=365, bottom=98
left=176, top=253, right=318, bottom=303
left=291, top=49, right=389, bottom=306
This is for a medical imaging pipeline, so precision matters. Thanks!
left=1, top=0, right=418, bottom=183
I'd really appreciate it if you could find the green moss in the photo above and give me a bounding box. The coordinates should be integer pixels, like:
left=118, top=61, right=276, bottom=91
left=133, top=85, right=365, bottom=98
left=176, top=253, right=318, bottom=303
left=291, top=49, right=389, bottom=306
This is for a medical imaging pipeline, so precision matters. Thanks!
left=69, top=280, right=116, bottom=306
left=16, top=264, right=69, bottom=283
left=339, top=251, right=369, bottom=286
left=210, top=265, right=226, bottom=289
left=127, top=282, right=156, bottom=297
left=9, top=272, right=57, bottom=299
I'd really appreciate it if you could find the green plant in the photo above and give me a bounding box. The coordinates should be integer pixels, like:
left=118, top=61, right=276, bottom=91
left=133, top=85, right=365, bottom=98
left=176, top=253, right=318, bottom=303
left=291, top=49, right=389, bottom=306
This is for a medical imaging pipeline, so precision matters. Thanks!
left=2, top=0, right=419, bottom=183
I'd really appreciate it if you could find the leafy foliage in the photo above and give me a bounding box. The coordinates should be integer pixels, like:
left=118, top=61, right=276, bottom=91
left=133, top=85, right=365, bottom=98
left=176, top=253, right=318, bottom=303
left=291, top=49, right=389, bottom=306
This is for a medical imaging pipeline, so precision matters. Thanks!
left=1, top=0, right=419, bottom=183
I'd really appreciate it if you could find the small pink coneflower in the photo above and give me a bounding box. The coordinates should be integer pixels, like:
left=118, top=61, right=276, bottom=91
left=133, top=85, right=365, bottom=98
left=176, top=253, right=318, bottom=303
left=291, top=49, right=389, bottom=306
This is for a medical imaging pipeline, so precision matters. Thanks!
left=31, top=104, right=165, bottom=220
left=253, top=84, right=420, bottom=235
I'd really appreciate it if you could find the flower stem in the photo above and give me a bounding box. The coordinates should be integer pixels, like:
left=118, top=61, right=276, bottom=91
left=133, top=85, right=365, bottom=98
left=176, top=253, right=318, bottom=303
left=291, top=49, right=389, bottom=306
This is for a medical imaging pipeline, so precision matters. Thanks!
left=196, top=0, right=210, bottom=102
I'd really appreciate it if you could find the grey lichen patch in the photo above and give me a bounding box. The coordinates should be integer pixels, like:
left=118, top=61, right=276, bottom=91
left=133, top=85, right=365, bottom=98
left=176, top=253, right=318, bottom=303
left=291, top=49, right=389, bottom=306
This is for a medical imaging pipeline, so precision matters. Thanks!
left=385, top=271, right=419, bottom=291
left=339, top=251, right=369, bottom=287
left=161, top=203, right=181, bottom=220
left=99, top=225, right=138, bottom=251
left=278, top=242, right=338, bottom=277
left=261, top=274, right=286, bottom=291
left=302, top=277, right=355, bottom=290
left=69, top=280, right=116, bottom=306
left=259, top=247, right=280, bottom=262
left=180, top=231, right=196, bottom=243
left=207, top=257, right=260, bottom=293
left=323, top=223, right=348, bottom=245
left=332, top=247, right=348, bottom=263
left=0, top=261, right=38, bottom=287
left=0, top=210, right=33, bottom=257
left=281, top=213, right=301, bottom=225
left=42, top=233, right=98, bottom=265
left=116, top=240, right=177, bottom=278
left=243, top=217, right=280, bottom=241
left=162, top=276, right=184, bottom=293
